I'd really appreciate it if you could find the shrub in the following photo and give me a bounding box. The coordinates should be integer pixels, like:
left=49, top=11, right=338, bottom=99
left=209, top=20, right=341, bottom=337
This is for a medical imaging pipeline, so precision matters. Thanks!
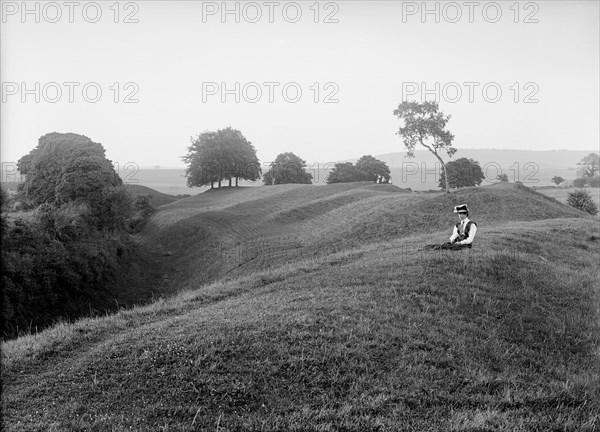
left=573, top=177, right=587, bottom=188
left=567, top=189, right=598, bottom=215
left=1, top=204, right=131, bottom=338
left=496, top=173, right=509, bottom=183
left=128, top=194, right=154, bottom=231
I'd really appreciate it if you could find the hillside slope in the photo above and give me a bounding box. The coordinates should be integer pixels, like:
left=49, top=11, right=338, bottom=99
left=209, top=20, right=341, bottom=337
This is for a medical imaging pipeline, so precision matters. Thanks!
left=144, top=182, right=592, bottom=292
left=2, top=183, right=599, bottom=431
left=124, top=184, right=180, bottom=207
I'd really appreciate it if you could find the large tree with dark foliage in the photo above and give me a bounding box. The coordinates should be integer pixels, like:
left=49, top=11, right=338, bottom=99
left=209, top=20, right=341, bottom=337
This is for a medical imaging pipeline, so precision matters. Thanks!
left=17, top=132, right=127, bottom=230
left=183, top=127, right=261, bottom=189
left=263, top=152, right=313, bottom=185
left=326, top=162, right=370, bottom=184
left=2, top=133, right=155, bottom=339
left=394, top=101, right=456, bottom=193
left=438, top=157, right=485, bottom=190
left=355, top=155, right=391, bottom=182
left=18, top=132, right=121, bottom=203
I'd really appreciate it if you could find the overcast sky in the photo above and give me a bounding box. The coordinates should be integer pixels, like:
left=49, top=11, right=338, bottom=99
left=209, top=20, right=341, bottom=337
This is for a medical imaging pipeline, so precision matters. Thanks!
left=1, top=1, right=598, bottom=168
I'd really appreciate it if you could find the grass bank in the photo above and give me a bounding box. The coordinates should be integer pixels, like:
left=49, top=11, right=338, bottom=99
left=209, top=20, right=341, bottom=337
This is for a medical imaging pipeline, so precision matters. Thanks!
left=2, top=184, right=599, bottom=431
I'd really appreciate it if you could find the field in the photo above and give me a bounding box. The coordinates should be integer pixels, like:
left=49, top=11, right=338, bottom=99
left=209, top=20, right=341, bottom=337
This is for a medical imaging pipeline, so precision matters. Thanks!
left=535, top=187, right=600, bottom=209
left=2, top=182, right=599, bottom=431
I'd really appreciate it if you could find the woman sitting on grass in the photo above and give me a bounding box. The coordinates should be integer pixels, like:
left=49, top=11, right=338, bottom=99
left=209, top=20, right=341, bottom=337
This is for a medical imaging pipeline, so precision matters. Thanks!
left=426, top=204, right=477, bottom=250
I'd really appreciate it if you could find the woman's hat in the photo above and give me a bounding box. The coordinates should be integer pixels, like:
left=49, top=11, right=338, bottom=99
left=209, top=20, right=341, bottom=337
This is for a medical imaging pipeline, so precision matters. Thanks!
left=453, top=204, right=469, bottom=214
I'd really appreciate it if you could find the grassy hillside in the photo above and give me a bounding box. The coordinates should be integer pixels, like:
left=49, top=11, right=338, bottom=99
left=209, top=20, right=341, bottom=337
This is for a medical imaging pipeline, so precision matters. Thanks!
left=144, top=182, right=590, bottom=292
left=124, top=184, right=181, bottom=208
left=2, top=183, right=599, bottom=431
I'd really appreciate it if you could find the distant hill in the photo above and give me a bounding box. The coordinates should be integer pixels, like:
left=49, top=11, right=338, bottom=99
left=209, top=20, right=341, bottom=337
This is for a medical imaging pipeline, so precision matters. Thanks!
left=368, top=149, right=597, bottom=168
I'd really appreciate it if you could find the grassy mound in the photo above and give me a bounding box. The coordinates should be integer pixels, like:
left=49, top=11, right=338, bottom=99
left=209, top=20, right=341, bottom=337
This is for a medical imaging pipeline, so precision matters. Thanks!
left=2, top=183, right=598, bottom=431
left=124, top=184, right=180, bottom=208
left=144, top=183, right=592, bottom=292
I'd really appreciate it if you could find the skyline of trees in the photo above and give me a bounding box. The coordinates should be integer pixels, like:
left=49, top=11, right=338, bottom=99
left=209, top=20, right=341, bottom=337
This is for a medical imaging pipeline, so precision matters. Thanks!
left=326, top=155, right=391, bottom=184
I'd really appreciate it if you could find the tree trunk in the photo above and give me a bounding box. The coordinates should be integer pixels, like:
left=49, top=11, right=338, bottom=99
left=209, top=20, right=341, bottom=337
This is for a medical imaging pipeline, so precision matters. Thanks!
left=440, top=161, right=450, bottom=193
left=419, top=139, right=451, bottom=193
left=218, top=179, right=222, bottom=188
left=235, top=176, right=239, bottom=187
left=429, top=148, right=450, bottom=193
left=228, top=177, right=232, bottom=187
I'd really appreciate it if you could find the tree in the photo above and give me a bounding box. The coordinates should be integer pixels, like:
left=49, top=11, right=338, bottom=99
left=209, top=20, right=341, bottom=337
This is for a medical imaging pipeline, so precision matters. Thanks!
left=551, top=176, right=565, bottom=186
left=567, top=189, right=598, bottom=215
left=577, top=153, right=599, bottom=178
left=496, top=173, right=509, bottom=183
left=16, top=132, right=127, bottom=229
left=325, top=163, right=370, bottom=184
left=183, top=127, right=261, bottom=189
left=230, top=136, right=261, bottom=187
left=18, top=133, right=122, bottom=205
left=355, top=155, right=391, bottom=183
left=393, top=101, right=456, bottom=193
left=263, top=152, right=313, bottom=185
left=438, top=158, right=485, bottom=190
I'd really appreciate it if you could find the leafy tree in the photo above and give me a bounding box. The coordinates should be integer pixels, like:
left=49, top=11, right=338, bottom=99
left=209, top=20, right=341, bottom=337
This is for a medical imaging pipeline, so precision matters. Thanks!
left=567, top=189, right=598, bottom=215
left=18, top=133, right=121, bottom=204
left=393, top=101, right=456, bottom=193
left=551, top=176, right=565, bottom=186
left=438, top=158, right=485, bottom=190
left=355, top=155, right=391, bottom=183
left=183, top=127, right=261, bottom=189
left=496, top=173, right=509, bottom=183
left=326, top=163, right=370, bottom=184
left=263, top=152, right=313, bottom=185
left=184, top=136, right=222, bottom=189
left=16, top=132, right=127, bottom=230
left=230, top=135, right=262, bottom=187
left=577, top=153, right=600, bottom=178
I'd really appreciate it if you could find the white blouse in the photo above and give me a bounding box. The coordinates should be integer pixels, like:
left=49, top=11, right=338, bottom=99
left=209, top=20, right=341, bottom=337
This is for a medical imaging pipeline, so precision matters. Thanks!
left=449, top=218, right=478, bottom=245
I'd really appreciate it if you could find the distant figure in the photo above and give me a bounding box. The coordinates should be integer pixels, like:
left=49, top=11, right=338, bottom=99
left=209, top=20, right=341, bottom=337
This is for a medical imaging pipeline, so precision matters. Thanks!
left=425, top=204, right=478, bottom=250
